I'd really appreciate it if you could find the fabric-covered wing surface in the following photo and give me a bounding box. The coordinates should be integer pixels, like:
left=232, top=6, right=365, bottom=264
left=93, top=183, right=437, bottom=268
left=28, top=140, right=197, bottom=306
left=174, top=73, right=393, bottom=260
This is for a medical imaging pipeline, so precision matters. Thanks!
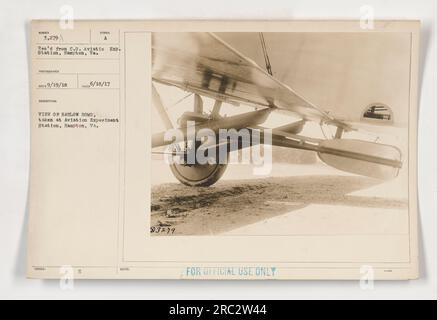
left=152, top=32, right=349, bottom=128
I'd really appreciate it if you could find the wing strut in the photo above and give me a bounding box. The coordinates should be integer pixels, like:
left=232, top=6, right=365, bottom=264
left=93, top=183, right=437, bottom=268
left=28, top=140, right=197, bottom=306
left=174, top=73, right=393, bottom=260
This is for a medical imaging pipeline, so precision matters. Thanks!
left=259, top=33, right=273, bottom=76
left=152, top=84, right=173, bottom=130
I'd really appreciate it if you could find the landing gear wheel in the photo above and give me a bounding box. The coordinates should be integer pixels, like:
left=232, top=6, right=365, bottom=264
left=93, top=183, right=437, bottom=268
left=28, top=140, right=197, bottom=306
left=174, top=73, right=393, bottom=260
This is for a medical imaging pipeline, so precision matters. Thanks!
left=170, top=161, right=228, bottom=187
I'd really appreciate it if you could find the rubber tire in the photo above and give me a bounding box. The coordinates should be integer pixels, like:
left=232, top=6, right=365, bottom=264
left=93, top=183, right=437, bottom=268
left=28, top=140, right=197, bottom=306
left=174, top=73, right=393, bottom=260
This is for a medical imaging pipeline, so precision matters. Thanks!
left=170, top=162, right=228, bottom=187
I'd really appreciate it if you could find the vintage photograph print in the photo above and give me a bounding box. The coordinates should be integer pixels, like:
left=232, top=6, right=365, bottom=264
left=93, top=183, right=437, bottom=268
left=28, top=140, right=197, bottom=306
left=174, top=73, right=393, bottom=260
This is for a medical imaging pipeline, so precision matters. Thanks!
left=150, top=32, right=410, bottom=237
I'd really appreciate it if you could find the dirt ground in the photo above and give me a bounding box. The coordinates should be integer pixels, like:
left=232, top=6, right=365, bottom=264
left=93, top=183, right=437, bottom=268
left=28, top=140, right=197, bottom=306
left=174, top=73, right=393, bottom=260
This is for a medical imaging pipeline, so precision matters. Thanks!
left=150, top=174, right=408, bottom=236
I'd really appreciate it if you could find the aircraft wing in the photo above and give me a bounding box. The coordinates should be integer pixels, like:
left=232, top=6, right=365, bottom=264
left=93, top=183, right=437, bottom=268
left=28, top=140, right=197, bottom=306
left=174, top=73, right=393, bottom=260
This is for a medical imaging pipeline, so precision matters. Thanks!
left=152, top=32, right=352, bottom=130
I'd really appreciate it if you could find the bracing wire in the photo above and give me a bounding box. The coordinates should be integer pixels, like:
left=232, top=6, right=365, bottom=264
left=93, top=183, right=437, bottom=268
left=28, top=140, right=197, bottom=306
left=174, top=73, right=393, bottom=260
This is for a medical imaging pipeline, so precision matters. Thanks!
left=259, top=33, right=273, bottom=76
left=166, top=92, right=193, bottom=111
